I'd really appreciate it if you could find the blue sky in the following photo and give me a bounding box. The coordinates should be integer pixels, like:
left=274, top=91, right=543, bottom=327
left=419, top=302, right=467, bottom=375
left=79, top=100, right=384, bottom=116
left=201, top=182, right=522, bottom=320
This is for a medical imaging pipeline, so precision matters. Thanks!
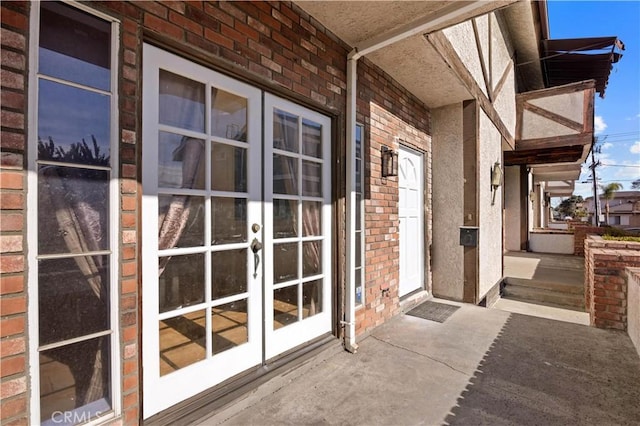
left=547, top=0, right=640, bottom=198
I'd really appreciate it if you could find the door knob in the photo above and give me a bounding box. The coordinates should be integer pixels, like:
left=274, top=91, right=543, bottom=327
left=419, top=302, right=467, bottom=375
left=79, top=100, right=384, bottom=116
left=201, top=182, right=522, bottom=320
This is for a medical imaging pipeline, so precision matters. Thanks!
left=250, top=238, right=263, bottom=253
left=252, top=223, right=261, bottom=233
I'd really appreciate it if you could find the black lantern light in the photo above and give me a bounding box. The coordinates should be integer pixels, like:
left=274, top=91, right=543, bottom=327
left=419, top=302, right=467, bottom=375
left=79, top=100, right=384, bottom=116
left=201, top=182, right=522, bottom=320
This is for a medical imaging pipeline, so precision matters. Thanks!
left=381, top=146, right=398, bottom=177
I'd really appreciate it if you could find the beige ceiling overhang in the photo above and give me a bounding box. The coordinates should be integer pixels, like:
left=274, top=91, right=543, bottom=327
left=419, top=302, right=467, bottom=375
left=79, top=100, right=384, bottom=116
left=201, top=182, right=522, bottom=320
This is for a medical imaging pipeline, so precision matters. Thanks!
left=295, top=1, right=517, bottom=108
left=505, top=80, right=596, bottom=167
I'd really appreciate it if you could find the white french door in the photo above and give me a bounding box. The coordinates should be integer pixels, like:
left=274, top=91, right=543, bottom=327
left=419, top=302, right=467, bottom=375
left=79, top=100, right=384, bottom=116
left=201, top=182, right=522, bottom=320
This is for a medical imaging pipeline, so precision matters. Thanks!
left=263, top=94, right=332, bottom=359
left=142, top=46, right=331, bottom=418
left=399, top=145, right=424, bottom=297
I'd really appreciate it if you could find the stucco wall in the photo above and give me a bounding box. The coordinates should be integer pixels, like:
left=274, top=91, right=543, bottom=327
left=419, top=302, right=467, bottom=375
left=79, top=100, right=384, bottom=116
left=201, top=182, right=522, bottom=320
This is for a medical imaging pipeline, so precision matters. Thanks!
left=504, top=166, right=521, bottom=251
left=442, top=21, right=487, bottom=97
left=529, top=232, right=574, bottom=254
left=432, top=104, right=464, bottom=300
left=627, top=268, right=640, bottom=357
left=478, top=111, right=503, bottom=299
left=443, top=11, right=516, bottom=137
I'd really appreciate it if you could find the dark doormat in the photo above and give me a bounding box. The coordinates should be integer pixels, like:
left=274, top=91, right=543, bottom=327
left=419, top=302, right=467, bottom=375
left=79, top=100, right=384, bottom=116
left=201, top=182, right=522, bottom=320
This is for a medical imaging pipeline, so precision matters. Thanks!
left=406, top=300, right=460, bottom=323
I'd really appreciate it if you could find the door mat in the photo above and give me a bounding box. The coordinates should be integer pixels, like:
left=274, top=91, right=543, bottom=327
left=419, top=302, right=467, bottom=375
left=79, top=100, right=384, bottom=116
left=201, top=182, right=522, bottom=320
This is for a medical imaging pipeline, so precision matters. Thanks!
left=406, top=301, right=460, bottom=323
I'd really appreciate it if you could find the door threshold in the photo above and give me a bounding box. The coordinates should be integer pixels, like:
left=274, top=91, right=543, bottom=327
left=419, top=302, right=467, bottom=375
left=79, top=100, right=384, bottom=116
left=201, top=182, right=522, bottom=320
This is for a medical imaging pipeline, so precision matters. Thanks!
left=144, top=334, right=339, bottom=426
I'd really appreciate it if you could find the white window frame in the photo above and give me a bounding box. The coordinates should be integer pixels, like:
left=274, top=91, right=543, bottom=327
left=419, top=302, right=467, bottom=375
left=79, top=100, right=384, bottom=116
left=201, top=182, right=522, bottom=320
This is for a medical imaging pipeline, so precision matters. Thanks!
left=27, top=2, right=121, bottom=424
left=355, top=123, right=365, bottom=308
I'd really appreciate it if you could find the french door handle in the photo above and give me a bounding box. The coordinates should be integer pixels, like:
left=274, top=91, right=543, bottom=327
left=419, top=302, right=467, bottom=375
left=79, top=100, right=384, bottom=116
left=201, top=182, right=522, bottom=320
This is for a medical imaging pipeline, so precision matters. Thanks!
left=251, top=238, right=262, bottom=278
left=250, top=238, right=263, bottom=253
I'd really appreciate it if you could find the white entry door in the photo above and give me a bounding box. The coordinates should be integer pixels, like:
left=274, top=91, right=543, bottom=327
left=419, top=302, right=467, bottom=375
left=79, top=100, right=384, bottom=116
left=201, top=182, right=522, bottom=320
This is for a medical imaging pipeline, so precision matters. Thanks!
left=398, top=145, right=424, bottom=296
left=141, top=46, right=331, bottom=418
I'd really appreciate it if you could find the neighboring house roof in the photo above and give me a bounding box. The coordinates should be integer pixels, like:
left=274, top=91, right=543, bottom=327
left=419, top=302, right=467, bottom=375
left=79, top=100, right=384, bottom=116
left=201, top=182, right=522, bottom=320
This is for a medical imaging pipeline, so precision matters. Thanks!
left=584, top=191, right=640, bottom=214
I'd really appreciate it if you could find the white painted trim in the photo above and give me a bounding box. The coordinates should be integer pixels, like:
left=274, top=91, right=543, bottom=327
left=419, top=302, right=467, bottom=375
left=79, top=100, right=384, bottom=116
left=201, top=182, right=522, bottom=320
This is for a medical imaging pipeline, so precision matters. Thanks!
left=142, top=44, right=263, bottom=418
left=27, top=2, right=121, bottom=423
left=344, top=56, right=358, bottom=352
left=27, top=5, right=41, bottom=421
left=349, top=1, right=489, bottom=60
left=263, top=93, right=333, bottom=360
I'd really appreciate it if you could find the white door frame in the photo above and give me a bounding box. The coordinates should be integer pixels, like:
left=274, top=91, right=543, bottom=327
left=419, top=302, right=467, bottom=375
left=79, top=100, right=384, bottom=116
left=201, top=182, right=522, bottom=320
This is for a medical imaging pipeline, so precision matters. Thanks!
left=398, top=144, right=424, bottom=297
left=142, top=46, right=332, bottom=417
left=263, top=94, right=332, bottom=359
left=142, top=44, right=263, bottom=418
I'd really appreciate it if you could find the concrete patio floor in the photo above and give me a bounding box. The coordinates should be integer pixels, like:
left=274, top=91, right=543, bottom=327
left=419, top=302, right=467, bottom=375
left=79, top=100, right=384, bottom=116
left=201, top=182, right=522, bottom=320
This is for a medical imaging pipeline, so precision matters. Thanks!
left=195, top=301, right=640, bottom=426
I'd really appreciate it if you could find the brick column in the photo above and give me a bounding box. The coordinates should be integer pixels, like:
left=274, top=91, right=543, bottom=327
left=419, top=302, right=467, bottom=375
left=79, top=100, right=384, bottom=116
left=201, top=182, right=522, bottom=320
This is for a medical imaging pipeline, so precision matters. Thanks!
left=1, top=2, right=30, bottom=425
left=585, top=237, right=640, bottom=330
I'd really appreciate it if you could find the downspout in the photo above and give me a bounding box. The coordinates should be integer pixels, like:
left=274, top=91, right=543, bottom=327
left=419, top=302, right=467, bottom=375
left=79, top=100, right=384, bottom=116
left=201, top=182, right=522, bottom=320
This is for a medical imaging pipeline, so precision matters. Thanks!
left=343, top=50, right=359, bottom=353
left=342, top=0, right=489, bottom=353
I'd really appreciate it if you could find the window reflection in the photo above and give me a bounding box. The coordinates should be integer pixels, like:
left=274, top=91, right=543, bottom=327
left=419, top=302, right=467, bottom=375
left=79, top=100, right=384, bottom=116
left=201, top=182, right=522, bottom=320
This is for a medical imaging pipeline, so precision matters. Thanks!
left=159, top=310, right=206, bottom=376
left=38, top=257, right=109, bottom=346
left=274, top=286, right=298, bottom=329
left=274, top=199, right=297, bottom=239
left=212, top=299, right=248, bottom=354
left=273, top=109, right=298, bottom=153
left=158, top=133, right=205, bottom=190
left=212, top=143, right=247, bottom=192
left=212, top=249, right=248, bottom=299
left=158, top=195, right=204, bottom=248
left=40, top=337, right=111, bottom=424
left=159, top=70, right=205, bottom=132
left=302, top=119, right=322, bottom=158
left=159, top=254, right=205, bottom=313
left=303, top=280, right=322, bottom=319
left=274, top=243, right=298, bottom=283
left=212, top=197, right=247, bottom=244
left=39, top=2, right=111, bottom=90
left=273, top=154, right=298, bottom=195
left=302, top=160, right=322, bottom=197
left=211, top=89, right=248, bottom=141
left=38, top=165, right=109, bottom=255
left=38, top=80, right=111, bottom=163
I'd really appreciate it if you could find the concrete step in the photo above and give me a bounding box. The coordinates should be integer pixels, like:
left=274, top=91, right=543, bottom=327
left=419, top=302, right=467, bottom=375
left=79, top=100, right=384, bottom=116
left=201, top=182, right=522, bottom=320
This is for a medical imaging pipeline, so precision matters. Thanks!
left=503, top=277, right=584, bottom=295
left=502, top=285, right=585, bottom=312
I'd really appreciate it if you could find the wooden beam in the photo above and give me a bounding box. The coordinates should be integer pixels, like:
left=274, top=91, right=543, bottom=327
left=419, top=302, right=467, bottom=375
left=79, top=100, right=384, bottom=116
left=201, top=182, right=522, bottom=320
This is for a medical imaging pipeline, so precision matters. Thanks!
left=493, top=59, right=513, bottom=101
left=505, top=145, right=585, bottom=166
left=472, top=18, right=493, bottom=102
left=517, top=80, right=596, bottom=102
left=517, top=133, right=592, bottom=151
left=426, top=31, right=516, bottom=150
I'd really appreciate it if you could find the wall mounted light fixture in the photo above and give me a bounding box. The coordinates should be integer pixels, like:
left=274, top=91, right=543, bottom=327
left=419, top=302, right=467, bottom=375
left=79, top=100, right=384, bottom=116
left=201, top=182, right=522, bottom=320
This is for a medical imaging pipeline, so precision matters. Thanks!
left=491, top=161, right=503, bottom=205
left=381, top=146, right=398, bottom=177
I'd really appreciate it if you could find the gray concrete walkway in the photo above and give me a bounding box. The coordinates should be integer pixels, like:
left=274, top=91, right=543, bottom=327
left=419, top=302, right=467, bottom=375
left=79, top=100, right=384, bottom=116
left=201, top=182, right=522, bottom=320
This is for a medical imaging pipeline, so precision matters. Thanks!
left=195, top=301, right=640, bottom=426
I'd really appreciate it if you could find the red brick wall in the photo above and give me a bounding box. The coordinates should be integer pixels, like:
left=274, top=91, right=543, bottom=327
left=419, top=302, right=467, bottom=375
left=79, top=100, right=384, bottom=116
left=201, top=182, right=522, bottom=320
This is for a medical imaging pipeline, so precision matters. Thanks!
left=585, top=236, right=640, bottom=330
left=573, top=225, right=606, bottom=256
left=2, top=0, right=433, bottom=422
left=354, top=59, right=432, bottom=336
left=1, top=2, right=30, bottom=425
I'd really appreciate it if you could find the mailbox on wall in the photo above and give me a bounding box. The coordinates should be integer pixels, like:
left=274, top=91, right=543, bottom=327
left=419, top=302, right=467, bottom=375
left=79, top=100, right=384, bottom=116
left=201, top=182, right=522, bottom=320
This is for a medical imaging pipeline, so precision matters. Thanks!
left=459, top=226, right=479, bottom=247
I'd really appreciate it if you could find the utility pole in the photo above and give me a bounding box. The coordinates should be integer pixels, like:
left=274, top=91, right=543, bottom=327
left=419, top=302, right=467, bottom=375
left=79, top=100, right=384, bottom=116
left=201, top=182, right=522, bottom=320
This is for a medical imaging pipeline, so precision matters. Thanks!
left=589, top=139, right=601, bottom=226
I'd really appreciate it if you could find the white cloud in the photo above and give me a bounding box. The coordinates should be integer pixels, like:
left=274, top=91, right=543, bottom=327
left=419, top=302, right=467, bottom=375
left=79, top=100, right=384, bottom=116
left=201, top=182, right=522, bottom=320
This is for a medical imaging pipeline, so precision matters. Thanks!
left=601, top=142, right=613, bottom=150
left=594, top=115, right=607, bottom=134
left=617, top=164, right=640, bottom=178
left=630, top=141, right=640, bottom=154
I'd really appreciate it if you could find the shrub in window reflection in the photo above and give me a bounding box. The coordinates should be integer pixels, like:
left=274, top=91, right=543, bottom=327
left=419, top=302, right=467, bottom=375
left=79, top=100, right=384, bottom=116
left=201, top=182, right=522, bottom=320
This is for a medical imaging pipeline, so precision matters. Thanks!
left=38, top=137, right=110, bottom=255
left=38, top=135, right=110, bottom=166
